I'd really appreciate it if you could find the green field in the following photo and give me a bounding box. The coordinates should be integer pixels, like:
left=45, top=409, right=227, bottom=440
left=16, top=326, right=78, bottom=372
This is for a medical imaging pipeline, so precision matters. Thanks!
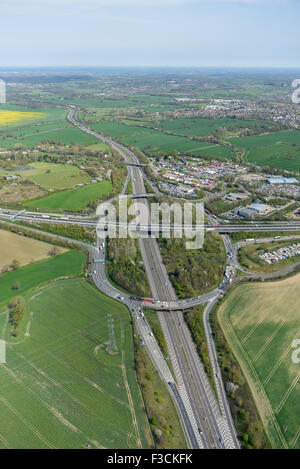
left=90, top=120, right=234, bottom=158
left=0, top=104, right=99, bottom=148
left=0, top=125, right=98, bottom=148
left=0, top=277, right=151, bottom=448
left=25, top=180, right=112, bottom=211
left=218, top=277, right=300, bottom=449
left=0, top=250, right=85, bottom=306
left=160, top=117, right=270, bottom=137
left=64, top=94, right=177, bottom=112
left=229, top=130, right=300, bottom=172
left=16, top=162, right=90, bottom=190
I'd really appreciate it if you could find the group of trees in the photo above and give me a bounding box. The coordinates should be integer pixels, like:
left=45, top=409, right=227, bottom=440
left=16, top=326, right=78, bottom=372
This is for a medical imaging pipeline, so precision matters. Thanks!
left=158, top=232, right=225, bottom=298
left=29, top=222, right=96, bottom=244
left=184, top=306, right=213, bottom=385
left=87, top=164, right=127, bottom=211
left=107, top=237, right=151, bottom=297
left=9, top=296, right=26, bottom=335
left=134, top=331, right=185, bottom=449
left=1, top=258, right=20, bottom=275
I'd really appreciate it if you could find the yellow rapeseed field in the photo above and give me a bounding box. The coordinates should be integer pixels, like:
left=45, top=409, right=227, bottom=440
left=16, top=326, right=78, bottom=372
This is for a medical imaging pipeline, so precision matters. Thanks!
left=0, top=109, right=46, bottom=126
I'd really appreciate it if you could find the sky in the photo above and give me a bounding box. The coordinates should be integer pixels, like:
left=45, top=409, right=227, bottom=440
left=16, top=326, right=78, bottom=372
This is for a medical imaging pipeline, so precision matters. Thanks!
left=0, top=0, right=299, bottom=67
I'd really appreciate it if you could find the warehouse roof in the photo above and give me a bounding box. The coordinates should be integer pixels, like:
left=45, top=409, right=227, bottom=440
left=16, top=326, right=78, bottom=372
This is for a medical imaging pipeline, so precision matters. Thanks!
left=248, top=203, right=269, bottom=213
left=267, top=177, right=299, bottom=184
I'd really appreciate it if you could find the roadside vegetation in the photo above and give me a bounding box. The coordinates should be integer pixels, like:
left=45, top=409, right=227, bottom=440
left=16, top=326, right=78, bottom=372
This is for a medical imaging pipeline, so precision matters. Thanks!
left=107, top=237, right=151, bottom=297
left=184, top=305, right=214, bottom=389
left=0, top=220, right=83, bottom=249
left=143, top=309, right=168, bottom=359
left=19, top=221, right=97, bottom=244
left=158, top=232, right=226, bottom=298
left=134, top=328, right=187, bottom=449
left=231, top=231, right=300, bottom=242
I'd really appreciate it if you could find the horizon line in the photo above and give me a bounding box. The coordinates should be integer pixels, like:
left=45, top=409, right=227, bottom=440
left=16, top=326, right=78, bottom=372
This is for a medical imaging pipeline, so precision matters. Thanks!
left=0, top=65, right=300, bottom=70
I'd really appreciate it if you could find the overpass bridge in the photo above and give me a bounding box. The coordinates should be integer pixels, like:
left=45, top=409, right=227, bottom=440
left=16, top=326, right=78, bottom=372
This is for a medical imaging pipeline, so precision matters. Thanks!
left=129, top=193, right=156, bottom=199
left=125, top=162, right=147, bottom=168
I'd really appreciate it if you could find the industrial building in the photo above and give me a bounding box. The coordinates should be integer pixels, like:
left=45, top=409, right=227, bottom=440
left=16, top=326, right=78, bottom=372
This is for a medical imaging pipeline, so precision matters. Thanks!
left=224, top=192, right=249, bottom=202
left=266, top=177, right=299, bottom=185
left=238, top=202, right=273, bottom=218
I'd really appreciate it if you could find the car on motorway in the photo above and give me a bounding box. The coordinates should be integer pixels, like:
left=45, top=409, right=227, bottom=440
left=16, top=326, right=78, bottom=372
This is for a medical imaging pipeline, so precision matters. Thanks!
left=178, top=322, right=181, bottom=326
left=149, top=332, right=153, bottom=337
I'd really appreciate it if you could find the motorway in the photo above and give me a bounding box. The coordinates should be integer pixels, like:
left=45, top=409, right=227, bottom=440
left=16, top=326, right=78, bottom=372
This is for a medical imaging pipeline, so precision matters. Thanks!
left=1, top=107, right=299, bottom=449
left=68, top=106, right=216, bottom=447
left=131, top=163, right=222, bottom=449
left=66, top=106, right=240, bottom=449
left=2, top=207, right=300, bottom=234
left=4, top=106, right=298, bottom=449
left=202, top=233, right=239, bottom=443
